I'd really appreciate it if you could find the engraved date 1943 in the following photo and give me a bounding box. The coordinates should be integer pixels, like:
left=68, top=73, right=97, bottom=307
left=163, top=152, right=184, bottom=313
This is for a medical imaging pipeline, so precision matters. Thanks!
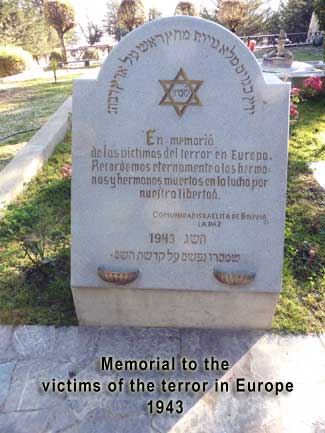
left=149, top=233, right=207, bottom=245
left=148, top=400, right=183, bottom=414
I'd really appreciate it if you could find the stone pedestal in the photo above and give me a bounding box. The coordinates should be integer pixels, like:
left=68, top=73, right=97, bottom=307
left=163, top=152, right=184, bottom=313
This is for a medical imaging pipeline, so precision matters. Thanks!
left=72, top=287, right=279, bottom=329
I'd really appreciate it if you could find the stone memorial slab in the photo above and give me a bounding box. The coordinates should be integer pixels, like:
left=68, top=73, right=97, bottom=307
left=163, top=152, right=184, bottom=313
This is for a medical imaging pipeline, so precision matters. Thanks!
left=72, top=16, right=290, bottom=328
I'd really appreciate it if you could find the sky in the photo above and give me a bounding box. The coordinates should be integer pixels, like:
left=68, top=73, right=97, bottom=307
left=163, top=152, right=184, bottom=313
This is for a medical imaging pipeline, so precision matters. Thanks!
left=70, top=0, right=281, bottom=30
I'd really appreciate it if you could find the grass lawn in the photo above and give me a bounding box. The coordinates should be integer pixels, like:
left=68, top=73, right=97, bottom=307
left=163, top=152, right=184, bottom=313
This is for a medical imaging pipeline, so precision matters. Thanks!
left=273, top=97, right=325, bottom=333
left=0, top=133, right=76, bottom=325
left=255, top=46, right=323, bottom=62
left=0, top=72, right=82, bottom=171
left=0, top=142, right=26, bottom=172
left=289, top=47, right=324, bottom=62
left=0, top=99, right=324, bottom=331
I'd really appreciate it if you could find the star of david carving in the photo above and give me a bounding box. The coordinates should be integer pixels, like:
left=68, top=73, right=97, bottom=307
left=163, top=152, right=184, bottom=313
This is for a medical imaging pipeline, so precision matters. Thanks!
left=159, top=68, right=203, bottom=118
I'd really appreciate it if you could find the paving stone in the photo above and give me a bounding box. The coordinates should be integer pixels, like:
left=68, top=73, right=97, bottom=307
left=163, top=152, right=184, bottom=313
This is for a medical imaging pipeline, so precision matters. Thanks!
left=108, top=396, right=150, bottom=417
left=0, top=361, right=16, bottom=409
left=13, top=326, right=56, bottom=360
left=152, top=394, right=213, bottom=433
left=96, top=327, right=181, bottom=359
left=153, top=389, right=284, bottom=433
left=78, top=409, right=153, bottom=433
left=66, top=359, right=116, bottom=421
left=4, top=359, right=71, bottom=411
left=180, top=329, right=264, bottom=369
left=0, top=327, right=16, bottom=361
left=54, top=326, right=100, bottom=364
left=108, top=372, right=163, bottom=417
left=249, top=335, right=325, bottom=383
left=0, top=326, right=324, bottom=433
left=0, top=327, right=13, bottom=350
left=59, top=426, right=80, bottom=433
left=42, top=401, right=79, bottom=433
left=0, top=410, right=50, bottom=433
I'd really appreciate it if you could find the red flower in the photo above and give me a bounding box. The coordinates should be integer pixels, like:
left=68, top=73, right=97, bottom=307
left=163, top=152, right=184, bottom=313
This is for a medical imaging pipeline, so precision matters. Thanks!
left=291, top=87, right=300, bottom=96
left=303, top=76, right=322, bottom=92
left=290, top=103, right=299, bottom=118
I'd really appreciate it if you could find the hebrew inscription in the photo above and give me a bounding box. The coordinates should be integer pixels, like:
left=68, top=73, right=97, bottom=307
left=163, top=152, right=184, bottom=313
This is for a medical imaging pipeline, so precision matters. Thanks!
left=108, top=28, right=256, bottom=116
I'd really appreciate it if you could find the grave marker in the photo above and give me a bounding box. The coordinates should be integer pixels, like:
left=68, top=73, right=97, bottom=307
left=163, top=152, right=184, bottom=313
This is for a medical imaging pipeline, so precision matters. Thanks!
left=72, top=16, right=290, bottom=328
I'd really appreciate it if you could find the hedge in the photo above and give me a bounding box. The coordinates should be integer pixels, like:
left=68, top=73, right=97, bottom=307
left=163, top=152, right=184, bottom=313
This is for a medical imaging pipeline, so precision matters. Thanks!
left=0, top=46, right=32, bottom=78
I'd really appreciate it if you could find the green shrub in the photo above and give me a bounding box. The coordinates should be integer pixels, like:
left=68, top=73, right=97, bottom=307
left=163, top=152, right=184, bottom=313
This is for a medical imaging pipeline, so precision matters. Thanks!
left=49, top=49, right=63, bottom=63
left=0, top=46, right=32, bottom=78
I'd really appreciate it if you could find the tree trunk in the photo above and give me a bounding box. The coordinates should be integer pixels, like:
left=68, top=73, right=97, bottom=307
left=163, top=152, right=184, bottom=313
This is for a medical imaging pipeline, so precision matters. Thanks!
left=58, top=31, right=67, bottom=64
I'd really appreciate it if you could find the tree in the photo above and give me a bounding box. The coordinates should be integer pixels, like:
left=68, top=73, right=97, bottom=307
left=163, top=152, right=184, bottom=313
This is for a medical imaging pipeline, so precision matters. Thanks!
left=30, top=0, right=44, bottom=13
left=264, top=10, right=282, bottom=34
left=148, top=7, right=162, bottom=21
left=279, top=0, right=313, bottom=33
left=201, top=0, right=273, bottom=35
left=44, top=0, right=75, bottom=63
left=104, top=0, right=120, bottom=38
left=80, top=21, right=104, bottom=45
left=0, top=0, right=59, bottom=60
left=175, top=1, right=198, bottom=16
left=314, top=0, right=325, bottom=59
left=0, top=0, right=22, bottom=44
left=117, top=0, right=146, bottom=34
left=217, top=0, right=245, bottom=33
left=200, top=6, right=213, bottom=21
left=314, top=0, right=325, bottom=31
left=236, top=1, right=273, bottom=35
left=21, top=0, right=60, bottom=60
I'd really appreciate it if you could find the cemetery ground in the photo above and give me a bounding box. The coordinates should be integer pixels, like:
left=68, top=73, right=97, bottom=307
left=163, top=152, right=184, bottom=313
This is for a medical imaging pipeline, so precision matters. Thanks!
left=0, top=97, right=324, bottom=333
left=0, top=70, right=85, bottom=171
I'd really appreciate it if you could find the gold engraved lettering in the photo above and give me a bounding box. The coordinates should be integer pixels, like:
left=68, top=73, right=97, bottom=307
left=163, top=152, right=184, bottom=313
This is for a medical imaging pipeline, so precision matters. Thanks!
left=146, top=129, right=156, bottom=145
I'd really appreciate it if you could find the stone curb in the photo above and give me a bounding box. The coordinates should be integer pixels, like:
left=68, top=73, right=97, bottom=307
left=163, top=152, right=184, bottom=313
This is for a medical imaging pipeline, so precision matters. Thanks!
left=0, top=96, right=72, bottom=213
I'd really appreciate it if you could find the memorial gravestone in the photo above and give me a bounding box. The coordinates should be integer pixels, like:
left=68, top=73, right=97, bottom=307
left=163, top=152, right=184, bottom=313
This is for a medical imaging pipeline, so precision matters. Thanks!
left=72, top=16, right=290, bottom=328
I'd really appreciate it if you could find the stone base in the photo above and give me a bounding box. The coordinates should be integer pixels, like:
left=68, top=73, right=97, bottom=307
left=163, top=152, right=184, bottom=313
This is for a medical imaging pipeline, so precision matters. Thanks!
left=71, top=287, right=280, bottom=329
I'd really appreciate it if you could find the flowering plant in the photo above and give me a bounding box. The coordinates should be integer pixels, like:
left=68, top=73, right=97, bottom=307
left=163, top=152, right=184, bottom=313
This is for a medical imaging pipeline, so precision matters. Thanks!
left=291, top=87, right=301, bottom=98
left=301, top=76, right=323, bottom=99
left=61, top=163, right=72, bottom=179
left=289, top=77, right=323, bottom=126
left=290, top=88, right=301, bottom=123
left=290, top=103, right=299, bottom=119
